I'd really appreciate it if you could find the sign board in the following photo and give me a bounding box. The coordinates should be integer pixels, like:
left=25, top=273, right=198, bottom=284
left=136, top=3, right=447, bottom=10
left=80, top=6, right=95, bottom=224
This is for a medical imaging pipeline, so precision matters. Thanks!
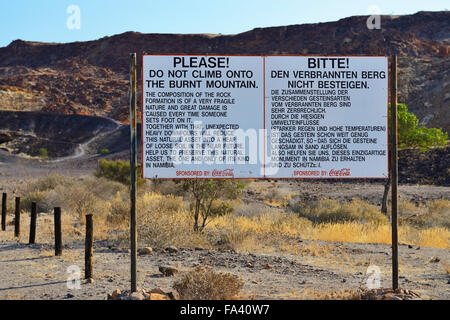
left=142, top=55, right=388, bottom=179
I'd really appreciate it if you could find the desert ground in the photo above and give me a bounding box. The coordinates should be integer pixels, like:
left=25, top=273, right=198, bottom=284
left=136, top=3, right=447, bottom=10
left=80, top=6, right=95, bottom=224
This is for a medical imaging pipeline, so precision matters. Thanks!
left=0, top=149, right=449, bottom=300
left=0, top=237, right=448, bottom=300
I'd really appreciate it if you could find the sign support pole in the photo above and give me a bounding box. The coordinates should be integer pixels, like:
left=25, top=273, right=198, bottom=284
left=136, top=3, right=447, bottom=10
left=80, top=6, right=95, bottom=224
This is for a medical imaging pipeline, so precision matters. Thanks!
left=390, top=55, right=399, bottom=291
left=129, top=53, right=138, bottom=293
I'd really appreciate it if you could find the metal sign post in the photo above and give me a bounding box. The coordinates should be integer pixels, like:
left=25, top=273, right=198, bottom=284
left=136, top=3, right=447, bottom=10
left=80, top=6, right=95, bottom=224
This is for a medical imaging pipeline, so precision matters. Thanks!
left=129, top=53, right=138, bottom=292
left=390, top=55, right=399, bottom=290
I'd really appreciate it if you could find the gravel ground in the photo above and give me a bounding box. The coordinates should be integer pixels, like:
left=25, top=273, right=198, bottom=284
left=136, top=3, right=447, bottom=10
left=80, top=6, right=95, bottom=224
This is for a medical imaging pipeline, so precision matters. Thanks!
left=0, top=237, right=448, bottom=300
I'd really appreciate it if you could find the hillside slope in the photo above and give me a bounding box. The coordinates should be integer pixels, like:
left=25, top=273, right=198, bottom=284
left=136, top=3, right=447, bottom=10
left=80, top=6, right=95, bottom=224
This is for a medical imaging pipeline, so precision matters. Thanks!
left=0, top=11, right=449, bottom=131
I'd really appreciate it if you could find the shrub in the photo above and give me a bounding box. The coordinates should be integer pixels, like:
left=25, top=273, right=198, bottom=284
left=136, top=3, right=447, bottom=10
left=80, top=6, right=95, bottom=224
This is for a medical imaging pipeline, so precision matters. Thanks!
left=395, top=200, right=450, bottom=229
left=290, top=199, right=388, bottom=225
left=234, top=202, right=266, bottom=217
left=38, top=148, right=48, bottom=159
left=26, top=174, right=72, bottom=192
left=182, top=179, right=243, bottom=232
left=21, top=190, right=49, bottom=212
left=100, top=148, right=109, bottom=155
left=173, top=267, right=244, bottom=300
left=20, top=174, right=73, bottom=212
left=94, top=159, right=145, bottom=186
left=151, top=179, right=181, bottom=195
left=136, top=192, right=206, bottom=248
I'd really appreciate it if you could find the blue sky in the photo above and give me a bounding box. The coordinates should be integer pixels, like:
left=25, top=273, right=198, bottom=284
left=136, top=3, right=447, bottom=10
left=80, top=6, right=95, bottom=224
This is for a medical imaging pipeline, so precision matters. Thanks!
left=0, top=0, right=448, bottom=47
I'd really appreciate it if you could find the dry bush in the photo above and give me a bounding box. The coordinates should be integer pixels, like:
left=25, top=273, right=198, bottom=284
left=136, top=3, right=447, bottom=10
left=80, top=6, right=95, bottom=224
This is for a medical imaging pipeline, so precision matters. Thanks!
left=290, top=198, right=388, bottom=225
left=136, top=192, right=207, bottom=248
left=209, top=212, right=312, bottom=252
left=265, top=187, right=282, bottom=202
left=26, top=174, right=73, bottom=192
left=396, top=199, right=450, bottom=229
left=398, top=200, right=421, bottom=216
left=173, top=267, right=244, bottom=300
left=20, top=190, right=50, bottom=212
left=211, top=212, right=312, bottom=239
left=151, top=179, right=182, bottom=195
left=263, top=184, right=292, bottom=208
left=234, top=202, right=268, bottom=218
left=20, top=174, right=74, bottom=212
left=303, top=222, right=449, bottom=249
left=424, top=200, right=450, bottom=229
left=108, top=192, right=129, bottom=226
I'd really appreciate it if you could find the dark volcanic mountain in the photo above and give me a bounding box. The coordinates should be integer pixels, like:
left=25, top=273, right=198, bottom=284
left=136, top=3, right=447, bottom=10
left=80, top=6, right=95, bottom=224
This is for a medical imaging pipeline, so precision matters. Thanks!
left=0, top=11, right=449, bottom=131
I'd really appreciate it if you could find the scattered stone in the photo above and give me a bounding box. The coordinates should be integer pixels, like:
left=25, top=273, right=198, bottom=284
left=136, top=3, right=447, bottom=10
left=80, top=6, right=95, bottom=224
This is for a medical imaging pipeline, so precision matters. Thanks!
left=130, top=292, right=145, bottom=300
left=108, top=288, right=174, bottom=300
left=360, top=287, right=421, bottom=300
left=148, top=293, right=170, bottom=300
left=86, top=278, right=94, bottom=284
left=408, top=245, right=413, bottom=249
left=428, top=257, right=440, bottom=263
left=264, top=263, right=273, bottom=269
left=65, top=293, right=74, bottom=299
left=342, top=279, right=346, bottom=283
left=159, top=266, right=178, bottom=276
left=165, top=246, right=178, bottom=253
left=139, top=247, right=153, bottom=255
left=111, top=289, right=121, bottom=299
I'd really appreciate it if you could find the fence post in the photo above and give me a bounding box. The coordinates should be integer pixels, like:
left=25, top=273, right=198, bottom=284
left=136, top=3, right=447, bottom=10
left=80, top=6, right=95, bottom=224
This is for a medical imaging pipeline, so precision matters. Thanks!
left=14, top=197, right=20, bottom=237
left=1, top=193, right=6, bottom=231
left=390, top=55, right=399, bottom=291
left=29, top=202, right=37, bottom=244
left=54, top=207, right=62, bottom=256
left=85, top=214, right=93, bottom=279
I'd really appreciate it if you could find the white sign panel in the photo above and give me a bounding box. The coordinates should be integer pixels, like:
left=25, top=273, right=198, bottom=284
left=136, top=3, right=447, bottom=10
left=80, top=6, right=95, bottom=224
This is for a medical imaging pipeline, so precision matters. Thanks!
left=142, top=55, right=264, bottom=179
left=265, top=56, right=388, bottom=178
left=142, top=55, right=388, bottom=179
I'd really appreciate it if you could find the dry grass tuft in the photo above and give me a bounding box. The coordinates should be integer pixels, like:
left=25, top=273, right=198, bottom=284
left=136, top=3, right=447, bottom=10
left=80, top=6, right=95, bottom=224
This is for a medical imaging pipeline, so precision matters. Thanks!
left=290, top=198, right=388, bottom=225
left=173, top=267, right=244, bottom=300
left=12, top=174, right=449, bottom=251
left=136, top=192, right=208, bottom=249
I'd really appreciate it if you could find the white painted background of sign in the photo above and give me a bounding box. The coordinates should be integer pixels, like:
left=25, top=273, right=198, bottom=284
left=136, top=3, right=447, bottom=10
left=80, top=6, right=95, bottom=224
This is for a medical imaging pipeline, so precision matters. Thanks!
left=264, top=56, right=388, bottom=178
left=142, top=55, right=264, bottom=179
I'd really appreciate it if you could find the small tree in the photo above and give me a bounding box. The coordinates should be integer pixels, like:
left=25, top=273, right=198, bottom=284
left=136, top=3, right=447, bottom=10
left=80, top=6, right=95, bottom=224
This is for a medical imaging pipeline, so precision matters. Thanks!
left=181, top=179, right=243, bottom=232
left=100, top=148, right=109, bottom=155
left=396, top=104, right=447, bottom=151
left=39, top=148, right=48, bottom=159
left=381, top=103, right=448, bottom=213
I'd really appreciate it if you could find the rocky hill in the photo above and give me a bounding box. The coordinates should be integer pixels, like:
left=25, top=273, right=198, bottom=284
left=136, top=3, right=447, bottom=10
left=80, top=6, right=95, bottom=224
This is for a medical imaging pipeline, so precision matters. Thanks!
left=0, top=11, right=449, bottom=131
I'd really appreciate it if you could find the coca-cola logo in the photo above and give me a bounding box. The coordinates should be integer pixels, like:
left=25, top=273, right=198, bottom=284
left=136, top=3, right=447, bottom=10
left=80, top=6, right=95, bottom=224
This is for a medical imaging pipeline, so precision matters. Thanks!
left=212, top=168, right=234, bottom=177
left=329, top=168, right=351, bottom=176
